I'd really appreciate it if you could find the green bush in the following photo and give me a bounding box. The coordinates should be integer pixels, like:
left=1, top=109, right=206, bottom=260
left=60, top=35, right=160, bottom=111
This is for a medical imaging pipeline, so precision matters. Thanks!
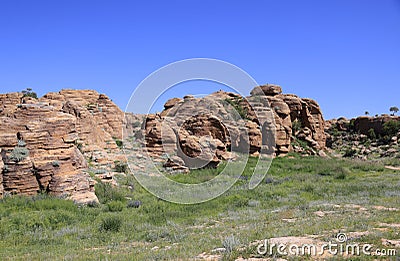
left=382, top=120, right=400, bottom=137
left=114, top=161, right=128, bottom=173
left=343, top=148, right=357, bottom=158
left=222, top=235, right=240, bottom=253
left=21, top=88, right=38, bottom=99
left=368, top=128, right=376, bottom=140
left=224, top=98, right=249, bottom=120
left=107, top=201, right=125, bottom=212
left=115, top=139, right=123, bottom=149
left=317, top=163, right=350, bottom=177
left=17, top=140, right=26, bottom=147
left=292, top=119, right=302, bottom=134
left=9, top=146, right=29, bottom=162
left=95, top=182, right=125, bottom=204
left=99, top=215, right=122, bottom=232
left=132, top=121, right=141, bottom=128
left=52, top=161, right=60, bottom=167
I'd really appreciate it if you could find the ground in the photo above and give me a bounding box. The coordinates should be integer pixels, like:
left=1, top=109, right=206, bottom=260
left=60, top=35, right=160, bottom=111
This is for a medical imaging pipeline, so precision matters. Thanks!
left=0, top=156, right=399, bottom=260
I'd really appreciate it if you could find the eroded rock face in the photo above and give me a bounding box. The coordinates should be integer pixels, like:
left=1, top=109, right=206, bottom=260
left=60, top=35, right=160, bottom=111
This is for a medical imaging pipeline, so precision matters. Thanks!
left=354, top=115, right=400, bottom=136
left=0, top=151, right=3, bottom=197
left=142, top=85, right=326, bottom=169
left=252, top=85, right=326, bottom=154
left=325, top=115, right=400, bottom=159
left=178, top=114, right=232, bottom=168
left=0, top=89, right=125, bottom=203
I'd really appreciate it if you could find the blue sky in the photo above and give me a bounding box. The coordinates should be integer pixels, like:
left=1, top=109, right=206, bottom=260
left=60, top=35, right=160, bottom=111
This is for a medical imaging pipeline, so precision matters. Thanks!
left=0, top=0, right=399, bottom=119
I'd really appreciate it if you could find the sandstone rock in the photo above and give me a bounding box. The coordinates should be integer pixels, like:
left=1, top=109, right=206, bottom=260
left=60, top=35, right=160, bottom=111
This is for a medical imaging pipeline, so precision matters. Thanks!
left=0, top=150, right=3, bottom=197
left=178, top=114, right=230, bottom=168
left=354, top=115, right=400, bottom=136
left=142, top=86, right=326, bottom=169
left=250, top=84, right=282, bottom=96
left=164, top=98, right=182, bottom=109
left=326, top=115, right=400, bottom=160
left=0, top=89, right=127, bottom=203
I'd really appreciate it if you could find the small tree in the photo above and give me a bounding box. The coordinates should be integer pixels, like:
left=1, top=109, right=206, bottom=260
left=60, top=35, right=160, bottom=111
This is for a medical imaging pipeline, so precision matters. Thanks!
left=364, top=111, right=369, bottom=116
left=21, top=88, right=38, bottom=99
left=368, top=128, right=376, bottom=140
left=389, top=106, right=399, bottom=116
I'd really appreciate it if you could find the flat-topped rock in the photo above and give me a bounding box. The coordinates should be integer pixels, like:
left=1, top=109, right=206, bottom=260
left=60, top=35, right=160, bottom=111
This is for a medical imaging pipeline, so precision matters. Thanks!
left=250, top=84, right=282, bottom=96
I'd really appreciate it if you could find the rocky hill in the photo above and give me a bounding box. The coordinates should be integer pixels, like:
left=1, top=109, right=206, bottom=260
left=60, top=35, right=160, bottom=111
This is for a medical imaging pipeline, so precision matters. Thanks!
left=1, top=86, right=397, bottom=202
left=141, top=84, right=326, bottom=170
left=0, top=90, right=126, bottom=203
left=326, top=115, right=400, bottom=160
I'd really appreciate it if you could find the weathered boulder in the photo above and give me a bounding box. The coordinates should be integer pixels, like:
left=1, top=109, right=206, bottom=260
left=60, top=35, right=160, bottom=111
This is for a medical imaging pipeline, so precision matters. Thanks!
left=250, top=84, right=282, bottom=96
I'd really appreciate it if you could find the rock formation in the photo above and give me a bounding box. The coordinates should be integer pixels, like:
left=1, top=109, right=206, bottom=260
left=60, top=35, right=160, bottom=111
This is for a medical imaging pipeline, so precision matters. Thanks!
left=325, top=115, right=400, bottom=159
left=141, top=84, right=326, bottom=169
left=0, top=90, right=126, bottom=203
left=0, top=85, right=328, bottom=201
left=353, top=115, right=400, bottom=136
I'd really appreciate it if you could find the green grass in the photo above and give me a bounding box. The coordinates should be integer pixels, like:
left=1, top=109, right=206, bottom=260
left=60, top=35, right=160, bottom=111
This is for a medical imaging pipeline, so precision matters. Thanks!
left=0, top=156, right=399, bottom=260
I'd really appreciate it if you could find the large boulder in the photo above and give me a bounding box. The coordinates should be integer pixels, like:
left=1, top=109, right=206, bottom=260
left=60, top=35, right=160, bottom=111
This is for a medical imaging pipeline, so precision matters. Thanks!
left=250, top=84, right=282, bottom=96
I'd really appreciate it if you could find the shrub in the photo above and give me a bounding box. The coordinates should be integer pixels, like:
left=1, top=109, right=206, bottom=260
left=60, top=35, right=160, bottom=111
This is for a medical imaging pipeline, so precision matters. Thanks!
left=132, top=121, right=141, bottom=128
left=382, top=120, right=400, bottom=137
left=21, top=88, right=38, bottom=99
left=114, top=161, right=128, bottom=173
left=107, top=201, right=125, bottom=212
left=74, top=140, right=83, bottom=153
left=292, top=119, right=302, bottom=134
left=99, top=215, right=122, bottom=232
left=87, top=200, right=100, bottom=208
left=17, top=140, right=26, bottom=147
left=95, top=182, right=125, bottom=204
left=335, top=171, right=347, bottom=180
left=9, top=146, right=29, bottom=162
left=52, top=161, right=60, bottom=167
left=368, top=128, right=376, bottom=140
left=343, top=148, right=357, bottom=158
left=115, top=139, right=123, bottom=149
left=317, top=163, right=350, bottom=177
left=222, top=235, right=240, bottom=253
left=224, top=98, right=249, bottom=120
left=93, top=168, right=107, bottom=174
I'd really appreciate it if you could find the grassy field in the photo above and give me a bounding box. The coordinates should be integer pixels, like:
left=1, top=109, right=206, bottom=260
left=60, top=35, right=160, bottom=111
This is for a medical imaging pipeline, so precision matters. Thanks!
left=0, top=155, right=399, bottom=260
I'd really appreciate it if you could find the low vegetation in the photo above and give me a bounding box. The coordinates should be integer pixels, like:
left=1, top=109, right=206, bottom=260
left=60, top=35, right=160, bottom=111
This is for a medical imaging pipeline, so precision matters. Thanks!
left=21, top=88, right=38, bottom=99
left=0, top=156, right=399, bottom=260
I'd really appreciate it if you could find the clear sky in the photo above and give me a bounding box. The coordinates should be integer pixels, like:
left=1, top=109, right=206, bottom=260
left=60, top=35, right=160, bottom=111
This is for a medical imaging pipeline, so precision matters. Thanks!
left=0, top=0, right=399, bottom=119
